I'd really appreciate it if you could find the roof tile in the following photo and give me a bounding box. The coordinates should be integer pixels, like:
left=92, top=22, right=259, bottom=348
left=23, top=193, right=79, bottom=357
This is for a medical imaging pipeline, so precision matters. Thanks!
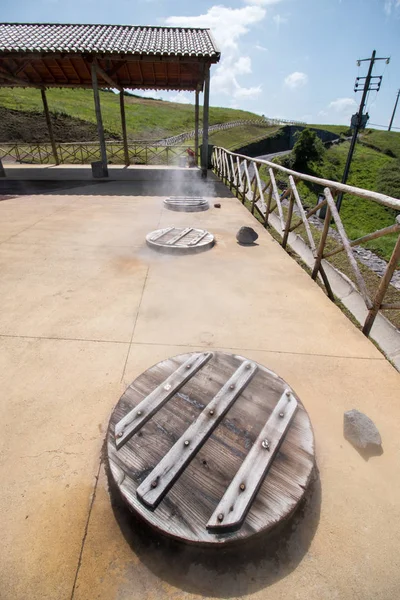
left=0, top=23, right=220, bottom=59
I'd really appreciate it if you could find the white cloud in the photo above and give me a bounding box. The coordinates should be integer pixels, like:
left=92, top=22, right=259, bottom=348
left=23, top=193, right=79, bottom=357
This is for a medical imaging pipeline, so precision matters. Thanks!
left=384, top=0, right=400, bottom=15
left=318, top=97, right=357, bottom=124
left=133, top=90, right=162, bottom=100
left=284, top=71, right=308, bottom=89
left=166, top=5, right=265, bottom=52
left=255, top=44, right=268, bottom=51
left=234, top=85, right=262, bottom=98
left=328, top=97, right=357, bottom=113
left=165, top=5, right=267, bottom=102
left=169, top=93, right=192, bottom=104
left=245, top=0, right=283, bottom=4
left=273, top=14, right=288, bottom=28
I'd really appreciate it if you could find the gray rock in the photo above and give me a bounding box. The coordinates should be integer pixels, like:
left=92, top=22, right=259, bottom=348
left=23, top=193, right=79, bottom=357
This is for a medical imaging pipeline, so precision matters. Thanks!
left=236, top=226, right=258, bottom=245
left=344, top=409, right=382, bottom=449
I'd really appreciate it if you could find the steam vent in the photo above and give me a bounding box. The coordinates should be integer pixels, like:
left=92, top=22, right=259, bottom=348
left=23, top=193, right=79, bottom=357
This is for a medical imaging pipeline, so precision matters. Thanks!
left=146, top=227, right=215, bottom=254
left=107, top=351, right=315, bottom=546
left=164, top=197, right=210, bottom=212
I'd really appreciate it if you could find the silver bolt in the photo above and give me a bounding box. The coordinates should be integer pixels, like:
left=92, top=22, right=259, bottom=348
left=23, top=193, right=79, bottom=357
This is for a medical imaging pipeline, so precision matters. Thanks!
left=151, top=480, right=158, bottom=489
left=240, top=483, right=246, bottom=491
left=286, top=390, right=291, bottom=398
left=186, top=364, right=191, bottom=369
left=184, top=440, right=190, bottom=446
left=262, top=439, right=270, bottom=450
left=117, top=431, right=123, bottom=438
left=229, top=384, right=235, bottom=390
left=209, top=409, right=214, bottom=415
left=279, top=412, right=284, bottom=418
left=245, top=364, right=251, bottom=370
left=217, top=513, right=224, bottom=522
left=137, top=410, right=142, bottom=416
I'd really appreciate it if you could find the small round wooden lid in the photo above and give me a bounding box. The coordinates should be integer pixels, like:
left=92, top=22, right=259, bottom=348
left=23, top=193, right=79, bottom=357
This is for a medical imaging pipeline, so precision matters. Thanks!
left=146, top=227, right=214, bottom=254
left=164, top=197, right=209, bottom=212
left=107, top=352, right=315, bottom=546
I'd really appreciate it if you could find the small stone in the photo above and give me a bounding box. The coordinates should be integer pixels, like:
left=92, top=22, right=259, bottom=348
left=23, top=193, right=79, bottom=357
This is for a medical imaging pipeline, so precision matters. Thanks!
left=236, top=226, right=259, bottom=245
left=344, top=409, right=382, bottom=449
left=214, top=203, right=221, bottom=208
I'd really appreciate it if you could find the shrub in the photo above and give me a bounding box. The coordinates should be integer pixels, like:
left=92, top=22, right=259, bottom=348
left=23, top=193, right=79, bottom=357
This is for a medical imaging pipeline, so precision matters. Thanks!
left=292, top=128, right=325, bottom=172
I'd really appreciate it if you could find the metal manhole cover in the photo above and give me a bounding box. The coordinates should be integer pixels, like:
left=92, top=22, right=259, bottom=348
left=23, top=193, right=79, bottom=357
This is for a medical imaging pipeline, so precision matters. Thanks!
left=164, top=197, right=209, bottom=212
left=146, top=227, right=214, bottom=254
left=107, top=352, right=315, bottom=546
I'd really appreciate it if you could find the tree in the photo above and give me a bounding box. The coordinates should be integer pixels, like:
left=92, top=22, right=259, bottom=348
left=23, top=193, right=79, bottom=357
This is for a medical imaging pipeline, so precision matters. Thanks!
left=292, top=128, right=325, bottom=172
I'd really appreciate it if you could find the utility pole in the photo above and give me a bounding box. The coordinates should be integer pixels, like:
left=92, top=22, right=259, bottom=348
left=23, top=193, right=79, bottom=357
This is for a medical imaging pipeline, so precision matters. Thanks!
left=336, top=50, right=390, bottom=212
left=388, top=89, right=400, bottom=131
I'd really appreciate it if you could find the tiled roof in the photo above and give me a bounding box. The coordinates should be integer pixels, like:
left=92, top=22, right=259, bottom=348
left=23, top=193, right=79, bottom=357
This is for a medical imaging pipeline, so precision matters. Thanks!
left=0, top=23, right=220, bottom=59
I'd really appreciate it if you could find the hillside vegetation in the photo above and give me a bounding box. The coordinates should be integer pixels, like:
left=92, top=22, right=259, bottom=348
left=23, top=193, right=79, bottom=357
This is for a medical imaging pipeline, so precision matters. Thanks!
left=275, top=137, right=400, bottom=261
left=0, top=87, right=261, bottom=142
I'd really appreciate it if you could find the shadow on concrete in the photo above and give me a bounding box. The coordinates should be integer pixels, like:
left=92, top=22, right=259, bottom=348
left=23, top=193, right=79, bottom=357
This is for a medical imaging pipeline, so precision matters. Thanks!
left=105, top=462, right=321, bottom=597
left=0, top=168, right=233, bottom=198
left=348, top=442, right=384, bottom=462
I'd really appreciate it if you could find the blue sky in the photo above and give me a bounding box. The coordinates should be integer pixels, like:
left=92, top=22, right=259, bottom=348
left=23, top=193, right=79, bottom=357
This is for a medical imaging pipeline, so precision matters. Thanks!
left=2, top=0, right=400, bottom=128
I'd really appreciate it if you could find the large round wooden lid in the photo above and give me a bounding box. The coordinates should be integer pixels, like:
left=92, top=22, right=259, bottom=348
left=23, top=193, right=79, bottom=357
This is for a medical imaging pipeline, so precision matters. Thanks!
left=107, top=352, right=315, bottom=546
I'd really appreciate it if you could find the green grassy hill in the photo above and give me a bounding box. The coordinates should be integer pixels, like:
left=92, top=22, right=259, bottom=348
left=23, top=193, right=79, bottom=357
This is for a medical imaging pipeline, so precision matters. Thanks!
left=0, top=87, right=261, bottom=143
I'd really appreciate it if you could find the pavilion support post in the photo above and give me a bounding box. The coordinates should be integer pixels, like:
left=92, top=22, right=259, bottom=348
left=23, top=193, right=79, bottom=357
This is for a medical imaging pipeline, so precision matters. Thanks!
left=40, top=89, right=59, bottom=165
left=201, top=65, right=210, bottom=178
left=194, top=89, right=200, bottom=165
left=91, top=62, right=108, bottom=177
left=119, top=91, right=130, bottom=166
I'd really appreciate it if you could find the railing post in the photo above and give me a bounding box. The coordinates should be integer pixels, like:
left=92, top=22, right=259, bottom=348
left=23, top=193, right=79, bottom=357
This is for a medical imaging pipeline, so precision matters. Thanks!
left=282, top=187, right=295, bottom=249
left=312, top=201, right=331, bottom=280
left=264, top=184, right=273, bottom=227
left=362, top=229, right=400, bottom=336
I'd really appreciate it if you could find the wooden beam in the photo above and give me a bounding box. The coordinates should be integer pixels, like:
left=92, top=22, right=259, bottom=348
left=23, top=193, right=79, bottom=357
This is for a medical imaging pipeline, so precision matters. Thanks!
left=67, top=58, right=82, bottom=84
left=13, top=59, right=32, bottom=76
left=91, top=62, right=108, bottom=173
left=108, top=61, right=127, bottom=78
left=137, top=61, right=144, bottom=85
left=40, top=89, right=59, bottom=165
left=119, top=91, right=130, bottom=166
left=94, top=59, right=122, bottom=91
left=201, top=65, right=210, bottom=177
left=53, top=58, right=69, bottom=83
left=194, top=90, right=200, bottom=164
left=0, top=66, right=42, bottom=88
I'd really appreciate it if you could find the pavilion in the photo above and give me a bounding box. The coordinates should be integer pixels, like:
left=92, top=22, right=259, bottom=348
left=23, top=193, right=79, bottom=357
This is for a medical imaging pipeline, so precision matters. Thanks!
left=0, top=22, right=221, bottom=175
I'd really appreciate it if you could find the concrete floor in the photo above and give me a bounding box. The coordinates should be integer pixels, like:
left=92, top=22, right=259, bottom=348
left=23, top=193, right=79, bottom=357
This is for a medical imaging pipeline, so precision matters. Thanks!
left=0, top=167, right=399, bottom=600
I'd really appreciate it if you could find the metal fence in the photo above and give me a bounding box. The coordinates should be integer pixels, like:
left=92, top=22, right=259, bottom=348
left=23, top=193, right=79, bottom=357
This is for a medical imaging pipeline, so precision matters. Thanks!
left=211, top=146, right=400, bottom=336
left=0, top=141, right=189, bottom=166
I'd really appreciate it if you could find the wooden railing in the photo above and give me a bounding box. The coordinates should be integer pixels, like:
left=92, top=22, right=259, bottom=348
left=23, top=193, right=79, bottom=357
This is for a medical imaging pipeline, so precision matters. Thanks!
left=211, top=146, right=400, bottom=336
left=0, top=142, right=189, bottom=166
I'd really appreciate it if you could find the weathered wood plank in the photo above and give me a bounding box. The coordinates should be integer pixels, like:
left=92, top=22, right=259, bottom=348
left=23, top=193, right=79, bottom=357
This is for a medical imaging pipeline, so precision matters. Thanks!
left=115, top=352, right=212, bottom=449
left=149, top=226, right=174, bottom=241
left=207, top=390, right=297, bottom=532
left=107, top=352, right=315, bottom=546
left=167, top=227, right=193, bottom=245
left=136, top=360, right=258, bottom=509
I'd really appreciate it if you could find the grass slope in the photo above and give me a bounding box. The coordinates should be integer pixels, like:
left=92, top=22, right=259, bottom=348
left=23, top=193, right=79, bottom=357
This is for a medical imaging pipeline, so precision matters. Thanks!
left=360, top=128, right=400, bottom=159
left=274, top=140, right=399, bottom=261
left=208, top=124, right=280, bottom=150
left=0, top=87, right=260, bottom=141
